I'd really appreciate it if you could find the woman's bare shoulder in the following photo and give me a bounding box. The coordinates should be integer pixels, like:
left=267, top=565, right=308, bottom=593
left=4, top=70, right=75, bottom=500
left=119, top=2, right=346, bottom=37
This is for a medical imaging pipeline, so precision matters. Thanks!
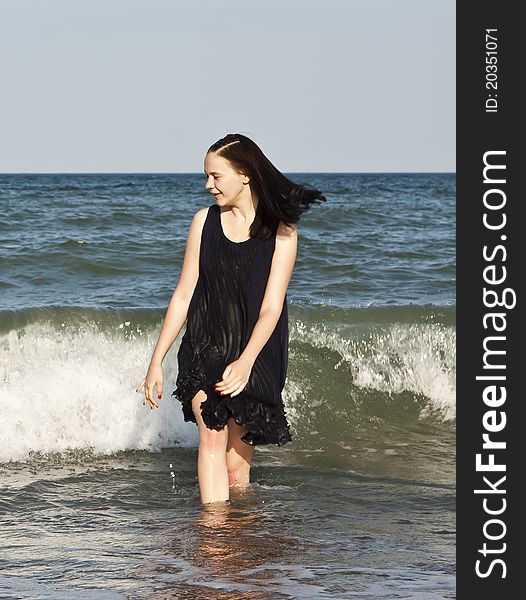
left=194, top=205, right=211, bottom=222
left=187, top=205, right=211, bottom=231
left=276, top=220, right=298, bottom=240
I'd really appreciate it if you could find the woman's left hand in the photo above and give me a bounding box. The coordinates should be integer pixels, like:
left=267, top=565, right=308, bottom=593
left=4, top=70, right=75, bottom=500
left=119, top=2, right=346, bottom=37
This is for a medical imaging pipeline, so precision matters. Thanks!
left=215, top=357, right=253, bottom=397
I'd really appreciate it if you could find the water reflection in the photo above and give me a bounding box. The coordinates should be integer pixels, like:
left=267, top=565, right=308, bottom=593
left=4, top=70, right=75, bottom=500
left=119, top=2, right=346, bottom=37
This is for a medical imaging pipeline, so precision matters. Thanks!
left=153, top=487, right=304, bottom=598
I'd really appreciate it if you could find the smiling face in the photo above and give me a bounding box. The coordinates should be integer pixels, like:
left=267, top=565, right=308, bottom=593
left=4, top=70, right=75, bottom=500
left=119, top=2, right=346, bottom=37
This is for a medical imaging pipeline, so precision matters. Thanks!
left=203, top=152, right=249, bottom=205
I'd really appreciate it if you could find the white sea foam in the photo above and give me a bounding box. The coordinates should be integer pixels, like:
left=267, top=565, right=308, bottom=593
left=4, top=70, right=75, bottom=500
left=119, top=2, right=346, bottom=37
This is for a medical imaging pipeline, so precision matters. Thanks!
left=292, top=319, right=456, bottom=421
left=0, top=321, right=189, bottom=463
left=0, top=320, right=306, bottom=463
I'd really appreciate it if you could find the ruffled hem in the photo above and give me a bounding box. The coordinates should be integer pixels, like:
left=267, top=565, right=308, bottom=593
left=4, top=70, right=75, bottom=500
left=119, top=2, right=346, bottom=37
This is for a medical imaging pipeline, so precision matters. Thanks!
left=171, top=382, right=293, bottom=447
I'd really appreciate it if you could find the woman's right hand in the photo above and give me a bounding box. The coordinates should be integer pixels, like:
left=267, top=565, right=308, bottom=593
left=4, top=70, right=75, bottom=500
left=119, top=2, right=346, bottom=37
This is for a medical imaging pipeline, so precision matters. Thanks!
left=136, top=362, right=163, bottom=409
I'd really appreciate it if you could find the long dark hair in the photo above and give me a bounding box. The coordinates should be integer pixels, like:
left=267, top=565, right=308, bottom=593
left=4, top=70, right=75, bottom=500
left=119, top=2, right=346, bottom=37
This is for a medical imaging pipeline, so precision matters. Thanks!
left=207, top=133, right=326, bottom=241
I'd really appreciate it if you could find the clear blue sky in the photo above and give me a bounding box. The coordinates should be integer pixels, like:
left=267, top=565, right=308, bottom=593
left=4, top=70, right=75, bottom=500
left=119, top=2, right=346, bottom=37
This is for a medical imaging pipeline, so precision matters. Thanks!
left=0, top=0, right=455, bottom=173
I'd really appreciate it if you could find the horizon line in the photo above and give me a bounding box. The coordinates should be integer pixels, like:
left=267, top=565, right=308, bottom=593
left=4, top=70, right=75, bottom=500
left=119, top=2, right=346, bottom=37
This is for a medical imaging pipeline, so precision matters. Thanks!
left=0, top=170, right=456, bottom=175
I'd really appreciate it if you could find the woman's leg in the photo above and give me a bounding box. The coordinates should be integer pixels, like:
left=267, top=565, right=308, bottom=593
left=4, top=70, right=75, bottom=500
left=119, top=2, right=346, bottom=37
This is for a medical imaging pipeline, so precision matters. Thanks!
left=191, top=390, right=230, bottom=505
left=226, top=417, right=255, bottom=487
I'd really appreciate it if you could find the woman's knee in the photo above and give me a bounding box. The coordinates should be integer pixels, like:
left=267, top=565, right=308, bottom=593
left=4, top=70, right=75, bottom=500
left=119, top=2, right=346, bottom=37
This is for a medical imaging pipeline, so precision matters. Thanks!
left=199, top=425, right=229, bottom=455
left=226, top=418, right=254, bottom=473
left=191, top=390, right=228, bottom=452
left=226, top=452, right=250, bottom=478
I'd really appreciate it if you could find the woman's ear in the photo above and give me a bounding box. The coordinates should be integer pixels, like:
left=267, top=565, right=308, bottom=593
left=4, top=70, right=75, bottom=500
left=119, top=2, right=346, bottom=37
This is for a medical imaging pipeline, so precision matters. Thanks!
left=237, top=169, right=250, bottom=184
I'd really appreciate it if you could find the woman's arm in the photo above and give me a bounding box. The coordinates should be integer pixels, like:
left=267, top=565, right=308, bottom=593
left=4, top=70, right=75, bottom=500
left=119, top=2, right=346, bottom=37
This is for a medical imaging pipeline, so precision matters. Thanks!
left=148, top=207, right=208, bottom=367
left=241, top=221, right=298, bottom=364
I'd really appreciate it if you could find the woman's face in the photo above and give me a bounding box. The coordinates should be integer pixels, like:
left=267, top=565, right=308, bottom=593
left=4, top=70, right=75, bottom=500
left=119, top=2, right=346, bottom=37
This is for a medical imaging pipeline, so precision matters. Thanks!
left=203, top=152, right=248, bottom=204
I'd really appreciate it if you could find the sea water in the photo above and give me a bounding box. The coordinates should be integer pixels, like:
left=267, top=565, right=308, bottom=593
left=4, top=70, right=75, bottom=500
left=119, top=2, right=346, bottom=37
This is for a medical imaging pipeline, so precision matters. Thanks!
left=0, top=173, right=455, bottom=599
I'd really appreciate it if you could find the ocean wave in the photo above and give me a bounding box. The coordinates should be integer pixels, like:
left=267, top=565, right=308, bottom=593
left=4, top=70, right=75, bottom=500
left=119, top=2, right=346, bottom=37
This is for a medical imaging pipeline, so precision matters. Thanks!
left=0, top=304, right=455, bottom=463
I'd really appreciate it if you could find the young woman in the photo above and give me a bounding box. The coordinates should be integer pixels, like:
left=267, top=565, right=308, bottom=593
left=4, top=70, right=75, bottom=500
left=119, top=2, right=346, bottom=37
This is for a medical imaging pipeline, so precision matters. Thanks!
left=137, top=133, right=326, bottom=505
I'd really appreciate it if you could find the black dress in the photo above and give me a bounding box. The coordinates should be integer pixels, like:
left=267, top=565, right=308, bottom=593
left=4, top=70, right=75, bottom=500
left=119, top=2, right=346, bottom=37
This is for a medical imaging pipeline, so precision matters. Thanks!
left=171, top=203, right=293, bottom=446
